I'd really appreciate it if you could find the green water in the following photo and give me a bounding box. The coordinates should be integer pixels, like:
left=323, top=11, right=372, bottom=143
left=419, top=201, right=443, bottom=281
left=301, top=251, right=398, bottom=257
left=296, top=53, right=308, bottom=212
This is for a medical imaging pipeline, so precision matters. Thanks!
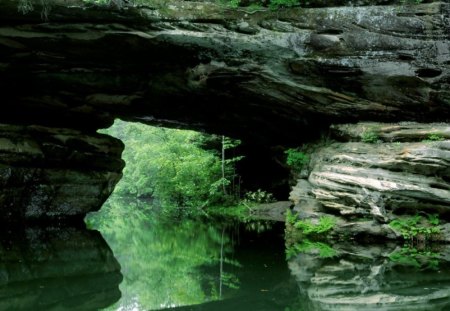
left=86, top=196, right=294, bottom=310
left=1, top=196, right=450, bottom=310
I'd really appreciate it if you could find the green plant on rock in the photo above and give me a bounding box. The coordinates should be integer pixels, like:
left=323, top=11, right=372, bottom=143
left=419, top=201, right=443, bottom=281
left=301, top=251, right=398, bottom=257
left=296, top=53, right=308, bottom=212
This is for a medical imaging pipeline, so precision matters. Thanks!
left=389, top=214, right=441, bottom=242
left=389, top=245, right=439, bottom=270
left=285, top=210, right=335, bottom=237
left=286, top=239, right=337, bottom=260
left=285, top=148, right=309, bottom=172
left=294, top=216, right=336, bottom=235
left=285, top=209, right=297, bottom=226
left=422, top=133, right=445, bottom=142
left=361, top=129, right=379, bottom=143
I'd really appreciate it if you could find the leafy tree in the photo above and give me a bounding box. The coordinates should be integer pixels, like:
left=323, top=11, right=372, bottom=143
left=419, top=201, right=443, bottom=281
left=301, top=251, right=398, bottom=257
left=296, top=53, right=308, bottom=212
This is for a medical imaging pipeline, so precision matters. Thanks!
left=99, top=120, right=242, bottom=215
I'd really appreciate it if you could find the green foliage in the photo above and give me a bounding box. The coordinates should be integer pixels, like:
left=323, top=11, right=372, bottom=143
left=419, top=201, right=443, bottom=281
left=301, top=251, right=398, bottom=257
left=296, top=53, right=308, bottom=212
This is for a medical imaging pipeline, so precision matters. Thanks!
left=229, top=0, right=241, bottom=8
left=220, top=272, right=240, bottom=290
left=389, top=214, right=440, bottom=242
left=294, top=216, right=335, bottom=235
left=361, top=129, right=379, bottom=143
left=246, top=3, right=263, bottom=10
left=389, top=246, right=439, bottom=270
left=100, top=120, right=240, bottom=216
left=220, top=136, right=244, bottom=200
left=285, top=148, right=309, bottom=172
left=428, top=213, right=440, bottom=226
left=87, top=196, right=241, bottom=309
left=285, top=211, right=335, bottom=250
left=285, top=209, right=297, bottom=226
left=286, top=240, right=337, bottom=260
left=206, top=204, right=250, bottom=220
left=243, top=189, right=275, bottom=204
left=422, top=133, right=445, bottom=142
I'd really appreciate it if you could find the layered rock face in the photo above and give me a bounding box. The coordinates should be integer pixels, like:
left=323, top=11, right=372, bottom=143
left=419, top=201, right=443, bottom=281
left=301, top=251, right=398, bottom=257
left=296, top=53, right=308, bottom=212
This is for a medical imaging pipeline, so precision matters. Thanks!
left=0, top=0, right=448, bottom=220
left=290, top=122, right=450, bottom=241
left=0, top=0, right=449, bottom=143
left=0, top=124, right=124, bottom=221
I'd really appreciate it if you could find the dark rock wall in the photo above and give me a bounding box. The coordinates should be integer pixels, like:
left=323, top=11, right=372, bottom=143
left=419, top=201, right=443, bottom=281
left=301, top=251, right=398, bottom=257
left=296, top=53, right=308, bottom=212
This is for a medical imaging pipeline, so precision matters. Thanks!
left=0, top=1, right=448, bottom=141
left=0, top=124, right=124, bottom=221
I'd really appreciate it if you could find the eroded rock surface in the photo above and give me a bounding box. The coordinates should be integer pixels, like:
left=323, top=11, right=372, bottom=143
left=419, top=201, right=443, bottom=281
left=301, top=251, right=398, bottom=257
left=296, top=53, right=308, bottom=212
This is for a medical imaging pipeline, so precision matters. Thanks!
left=0, top=124, right=124, bottom=221
left=290, top=122, right=450, bottom=241
left=0, top=0, right=448, bottom=221
left=0, top=0, right=448, bottom=143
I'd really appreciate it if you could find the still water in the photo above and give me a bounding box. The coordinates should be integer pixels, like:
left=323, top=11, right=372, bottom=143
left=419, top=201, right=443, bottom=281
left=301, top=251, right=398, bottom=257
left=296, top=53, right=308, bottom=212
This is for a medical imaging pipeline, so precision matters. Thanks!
left=1, top=196, right=450, bottom=310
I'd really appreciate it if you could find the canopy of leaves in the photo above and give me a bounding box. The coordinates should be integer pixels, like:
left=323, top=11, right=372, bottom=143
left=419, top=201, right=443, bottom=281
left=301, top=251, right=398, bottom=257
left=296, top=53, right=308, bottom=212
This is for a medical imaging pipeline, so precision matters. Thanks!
left=100, top=120, right=240, bottom=215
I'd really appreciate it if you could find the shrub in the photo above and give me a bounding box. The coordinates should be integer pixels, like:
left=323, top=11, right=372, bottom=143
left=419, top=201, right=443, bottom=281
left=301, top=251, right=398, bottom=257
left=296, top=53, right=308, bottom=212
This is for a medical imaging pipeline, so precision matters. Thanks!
left=285, top=148, right=309, bottom=171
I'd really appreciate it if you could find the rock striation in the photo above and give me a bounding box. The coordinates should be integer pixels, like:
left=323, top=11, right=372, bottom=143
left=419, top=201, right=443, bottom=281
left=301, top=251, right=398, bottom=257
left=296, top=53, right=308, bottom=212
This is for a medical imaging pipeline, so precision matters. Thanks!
left=0, top=0, right=448, bottom=221
left=0, top=0, right=449, bottom=143
left=290, top=122, right=450, bottom=241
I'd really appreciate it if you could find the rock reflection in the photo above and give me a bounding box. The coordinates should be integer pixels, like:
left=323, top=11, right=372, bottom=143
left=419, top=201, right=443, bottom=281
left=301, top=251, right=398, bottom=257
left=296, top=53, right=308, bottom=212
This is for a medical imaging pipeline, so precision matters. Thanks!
left=0, top=226, right=122, bottom=311
left=288, top=243, right=450, bottom=310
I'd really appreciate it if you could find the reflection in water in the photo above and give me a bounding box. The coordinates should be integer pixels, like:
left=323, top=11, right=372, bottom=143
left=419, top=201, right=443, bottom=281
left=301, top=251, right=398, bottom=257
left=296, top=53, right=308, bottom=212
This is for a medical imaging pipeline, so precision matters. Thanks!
left=87, top=196, right=295, bottom=310
left=87, top=196, right=450, bottom=311
left=0, top=226, right=122, bottom=311
left=288, top=243, right=450, bottom=311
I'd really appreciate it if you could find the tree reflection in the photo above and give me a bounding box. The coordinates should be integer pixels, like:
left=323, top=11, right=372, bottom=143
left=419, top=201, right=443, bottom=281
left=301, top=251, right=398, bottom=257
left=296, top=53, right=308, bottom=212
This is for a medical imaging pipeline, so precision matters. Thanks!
left=87, top=197, right=241, bottom=310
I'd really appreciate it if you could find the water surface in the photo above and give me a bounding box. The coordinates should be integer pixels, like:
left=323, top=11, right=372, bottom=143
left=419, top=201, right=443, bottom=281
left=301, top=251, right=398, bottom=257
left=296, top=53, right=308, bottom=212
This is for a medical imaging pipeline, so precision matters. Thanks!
left=1, top=196, right=450, bottom=310
left=87, top=197, right=450, bottom=311
left=86, top=197, right=294, bottom=310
